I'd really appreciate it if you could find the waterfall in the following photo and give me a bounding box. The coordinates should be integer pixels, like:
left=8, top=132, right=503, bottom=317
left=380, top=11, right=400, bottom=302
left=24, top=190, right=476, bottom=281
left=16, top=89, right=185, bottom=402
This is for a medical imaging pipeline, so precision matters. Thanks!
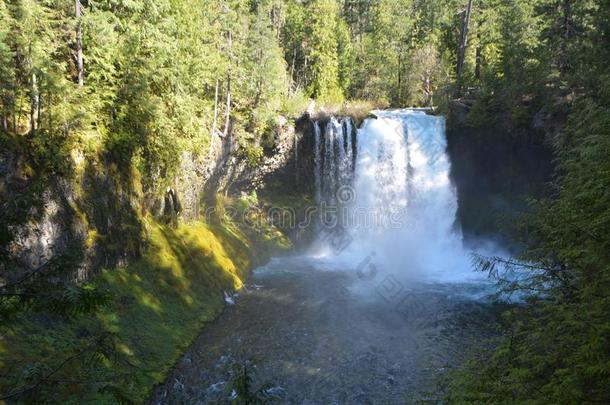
left=324, top=119, right=336, bottom=203
left=344, top=118, right=353, bottom=180
left=312, top=117, right=356, bottom=207
left=336, top=119, right=347, bottom=187
left=314, top=122, right=322, bottom=205
left=311, top=110, right=475, bottom=281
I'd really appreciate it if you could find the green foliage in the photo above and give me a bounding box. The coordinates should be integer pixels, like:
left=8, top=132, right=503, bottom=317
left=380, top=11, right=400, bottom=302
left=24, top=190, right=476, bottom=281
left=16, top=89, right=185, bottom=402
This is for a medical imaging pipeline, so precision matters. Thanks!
left=280, top=88, right=311, bottom=116
left=306, top=0, right=344, bottom=103
left=0, top=2, right=14, bottom=124
left=222, top=193, right=293, bottom=254
left=236, top=128, right=265, bottom=168
left=238, top=0, right=288, bottom=135
left=240, top=190, right=259, bottom=207
left=225, top=358, right=280, bottom=404
left=0, top=0, right=294, bottom=196
left=4, top=0, right=598, bottom=159
left=448, top=82, right=610, bottom=405
left=241, top=142, right=265, bottom=168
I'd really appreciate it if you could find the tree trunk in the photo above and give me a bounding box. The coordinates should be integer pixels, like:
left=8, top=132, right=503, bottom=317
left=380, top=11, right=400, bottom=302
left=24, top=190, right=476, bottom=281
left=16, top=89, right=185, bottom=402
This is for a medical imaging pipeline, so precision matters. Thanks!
left=475, top=45, right=481, bottom=80
left=290, top=49, right=297, bottom=89
left=16, top=85, right=22, bottom=133
left=559, top=0, right=574, bottom=75
left=223, top=75, right=231, bottom=138
left=37, top=85, right=42, bottom=130
left=14, top=49, right=21, bottom=133
left=223, top=30, right=232, bottom=139
left=474, top=21, right=482, bottom=81
left=303, top=55, right=309, bottom=91
left=455, top=0, right=473, bottom=97
left=30, top=72, right=37, bottom=135
left=210, top=79, right=219, bottom=155
left=48, top=93, right=53, bottom=129
left=397, top=53, right=402, bottom=104
left=75, top=0, right=84, bottom=87
left=425, top=75, right=431, bottom=106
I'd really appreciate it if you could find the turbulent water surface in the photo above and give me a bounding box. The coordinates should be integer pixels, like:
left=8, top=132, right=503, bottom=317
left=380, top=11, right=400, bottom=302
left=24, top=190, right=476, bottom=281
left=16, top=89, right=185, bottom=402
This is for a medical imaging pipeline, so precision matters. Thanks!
left=152, top=258, right=501, bottom=404
left=152, top=110, right=503, bottom=404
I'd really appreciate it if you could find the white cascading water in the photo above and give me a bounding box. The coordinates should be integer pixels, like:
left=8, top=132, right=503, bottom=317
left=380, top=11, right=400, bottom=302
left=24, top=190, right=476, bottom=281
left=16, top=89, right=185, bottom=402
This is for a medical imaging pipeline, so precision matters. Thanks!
left=313, top=122, right=322, bottom=205
left=312, top=109, right=478, bottom=282
left=344, top=118, right=353, bottom=179
left=315, top=117, right=354, bottom=207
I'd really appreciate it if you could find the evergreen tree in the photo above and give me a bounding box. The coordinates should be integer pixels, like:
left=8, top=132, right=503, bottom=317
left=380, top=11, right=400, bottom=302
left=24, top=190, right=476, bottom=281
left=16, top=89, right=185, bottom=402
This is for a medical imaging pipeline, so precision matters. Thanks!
left=0, top=1, right=14, bottom=132
left=306, top=0, right=343, bottom=103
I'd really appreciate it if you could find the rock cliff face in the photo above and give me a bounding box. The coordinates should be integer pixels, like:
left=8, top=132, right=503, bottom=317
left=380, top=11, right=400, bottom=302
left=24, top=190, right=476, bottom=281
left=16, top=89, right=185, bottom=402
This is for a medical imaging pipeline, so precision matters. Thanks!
left=210, top=115, right=316, bottom=198
left=0, top=150, right=145, bottom=282
left=6, top=182, right=77, bottom=272
left=0, top=115, right=319, bottom=281
left=446, top=104, right=555, bottom=244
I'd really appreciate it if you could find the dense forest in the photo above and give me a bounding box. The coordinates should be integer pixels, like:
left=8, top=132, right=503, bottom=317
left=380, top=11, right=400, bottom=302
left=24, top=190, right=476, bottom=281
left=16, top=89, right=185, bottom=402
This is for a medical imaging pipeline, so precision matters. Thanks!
left=1, top=0, right=610, bottom=403
left=1, top=0, right=607, bottom=182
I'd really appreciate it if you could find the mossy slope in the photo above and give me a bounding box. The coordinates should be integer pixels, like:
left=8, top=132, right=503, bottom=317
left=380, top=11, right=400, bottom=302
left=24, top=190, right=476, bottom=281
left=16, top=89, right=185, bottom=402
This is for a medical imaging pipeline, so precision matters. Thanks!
left=0, top=216, right=280, bottom=404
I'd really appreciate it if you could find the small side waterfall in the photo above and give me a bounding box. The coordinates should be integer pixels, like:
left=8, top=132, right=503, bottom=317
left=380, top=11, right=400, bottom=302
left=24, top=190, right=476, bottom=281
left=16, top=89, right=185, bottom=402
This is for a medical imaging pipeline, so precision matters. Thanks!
left=344, top=118, right=353, bottom=179
left=314, top=122, right=322, bottom=204
left=313, top=117, right=356, bottom=206
left=323, top=119, right=335, bottom=203
left=311, top=109, right=475, bottom=281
